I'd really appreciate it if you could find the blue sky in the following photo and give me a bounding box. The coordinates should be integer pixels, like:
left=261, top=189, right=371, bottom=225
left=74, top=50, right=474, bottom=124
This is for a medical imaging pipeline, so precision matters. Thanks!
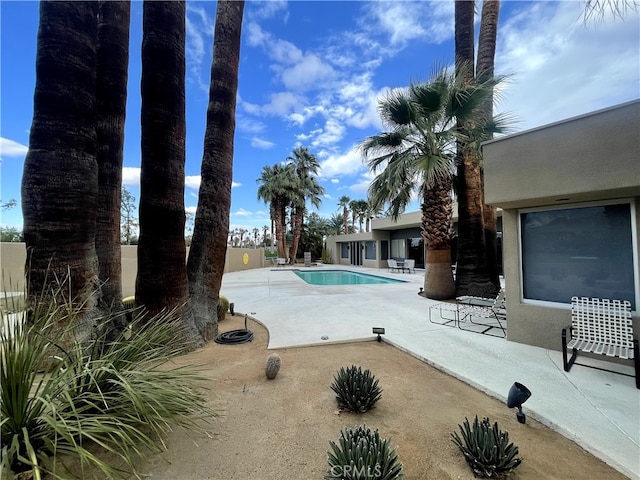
left=1, top=1, right=639, bottom=235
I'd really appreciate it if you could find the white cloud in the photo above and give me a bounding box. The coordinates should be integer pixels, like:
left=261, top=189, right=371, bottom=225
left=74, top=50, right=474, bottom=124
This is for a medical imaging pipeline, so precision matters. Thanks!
left=331, top=178, right=339, bottom=184
left=186, top=5, right=214, bottom=94
left=185, top=205, right=198, bottom=215
left=122, top=167, right=140, bottom=186
left=281, top=54, right=336, bottom=91
left=319, top=145, right=364, bottom=179
left=246, top=22, right=302, bottom=64
left=260, top=91, right=307, bottom=117
left=248, top=0, right=288, bottom=21
left=496, top=2, right=640, bottom=132
left=358, top=1, right=453, bottom=53
left=311, top=118, right=346, bottom=148
left=234, top=208, right=253, bottom=217
left=185, top=175, right=201, bottom=190
left=236, top=116, right=266, bottom=134
left=232, top=181, right=241, bottom=188
left=0, top=137, right=28, bottom=160
left=251, top=137, right=276, bottom=149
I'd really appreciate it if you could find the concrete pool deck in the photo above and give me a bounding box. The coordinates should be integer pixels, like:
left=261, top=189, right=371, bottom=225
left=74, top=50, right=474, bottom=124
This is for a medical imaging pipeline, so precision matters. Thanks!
left=220, top=264, right=640, bottom=479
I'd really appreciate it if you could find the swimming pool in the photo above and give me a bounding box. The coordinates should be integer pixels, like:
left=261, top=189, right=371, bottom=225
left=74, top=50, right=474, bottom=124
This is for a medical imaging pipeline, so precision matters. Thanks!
left=292, top=269, right=406, bottom=285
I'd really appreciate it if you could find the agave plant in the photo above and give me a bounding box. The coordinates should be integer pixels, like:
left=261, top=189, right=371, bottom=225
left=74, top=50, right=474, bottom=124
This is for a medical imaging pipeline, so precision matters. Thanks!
left=326, top=425, right=403, bottom=480
left=330, top=365, right=382, bottom=413
left=451, top=416, right=522, bottom=478
left=0, top=279, right=211, bottom=479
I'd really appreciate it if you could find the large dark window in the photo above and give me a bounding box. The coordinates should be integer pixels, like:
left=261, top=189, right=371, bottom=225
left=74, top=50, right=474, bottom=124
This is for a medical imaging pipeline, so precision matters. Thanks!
left=341, top=243, right=349, bottom=259
left=520, top=202, right=636, bottom=309
left=365, top=241, right=376, bottom=260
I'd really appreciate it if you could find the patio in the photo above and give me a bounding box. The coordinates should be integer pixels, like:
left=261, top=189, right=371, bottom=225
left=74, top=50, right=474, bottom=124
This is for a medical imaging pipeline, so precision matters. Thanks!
left=220, top=264, right=640, bottom=480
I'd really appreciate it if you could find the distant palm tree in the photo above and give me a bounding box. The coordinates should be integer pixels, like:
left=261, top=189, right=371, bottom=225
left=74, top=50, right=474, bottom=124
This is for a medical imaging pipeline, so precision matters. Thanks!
left=348, top=199, right=359, bottom=232
left=360, top=67, right=508, bottom=300
left=352, top=199, right=369, bottom=232
left=257, top=164, right=296, bottom=258
left=136, top=1, right=190, bottom=320
left=187, top=0, right=244, bottom=341
left=328, top=213, right=345, bottom=235
left=338, top=195, right=351, bottom=235
left=365, top=201, right=382, bottom=232
left=287, top=147, right=324, bottom=263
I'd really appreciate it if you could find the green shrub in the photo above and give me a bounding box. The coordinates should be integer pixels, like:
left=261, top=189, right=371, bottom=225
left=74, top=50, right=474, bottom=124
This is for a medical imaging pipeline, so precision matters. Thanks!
left=451, top=416, right=522, bottom=478
left=330, top=365, right=382, bottom=413
left=1, top=279, right=211, bottom=479
left=217, top=295, right=230, bottom=322
left=321, top=248, right=333, bottom=264
left=326, top=425, right=403, bottom=480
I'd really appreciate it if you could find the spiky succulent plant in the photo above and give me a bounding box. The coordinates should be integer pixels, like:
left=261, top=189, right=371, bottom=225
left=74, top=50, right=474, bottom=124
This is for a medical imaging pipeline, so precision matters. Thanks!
left=330, top=365, right=382, bottom=413
left=451, top=416, right=522, bottom=478
left=217, top=295, right=230, bottom=322
left=326, top=425, right=403, bottom=480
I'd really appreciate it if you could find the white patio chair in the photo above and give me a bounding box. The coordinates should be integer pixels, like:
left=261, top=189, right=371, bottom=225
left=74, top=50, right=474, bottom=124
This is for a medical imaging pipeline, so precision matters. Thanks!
left=387, top=259, right=398, bottom=272
left=404, top=259, right=415, bottom=273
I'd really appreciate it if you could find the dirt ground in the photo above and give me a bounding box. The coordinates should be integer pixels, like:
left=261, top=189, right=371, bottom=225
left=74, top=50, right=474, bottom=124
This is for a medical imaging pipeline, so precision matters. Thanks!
left=132, top=314, right=627, bottom=480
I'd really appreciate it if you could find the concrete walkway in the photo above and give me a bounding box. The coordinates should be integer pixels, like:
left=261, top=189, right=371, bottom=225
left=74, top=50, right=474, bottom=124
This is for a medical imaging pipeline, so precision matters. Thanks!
left=221, top=264, right=640, bottom=479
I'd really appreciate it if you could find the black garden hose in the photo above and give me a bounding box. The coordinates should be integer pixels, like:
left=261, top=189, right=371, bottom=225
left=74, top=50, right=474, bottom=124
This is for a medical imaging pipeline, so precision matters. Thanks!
left=214, top=314, right=254, bottom=345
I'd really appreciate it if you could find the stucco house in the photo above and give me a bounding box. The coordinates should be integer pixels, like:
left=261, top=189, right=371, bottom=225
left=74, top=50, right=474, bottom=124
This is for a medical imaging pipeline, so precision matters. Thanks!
left=483, top=99, right=639, bottom=351
left=325, top=204, right=503, bottom=273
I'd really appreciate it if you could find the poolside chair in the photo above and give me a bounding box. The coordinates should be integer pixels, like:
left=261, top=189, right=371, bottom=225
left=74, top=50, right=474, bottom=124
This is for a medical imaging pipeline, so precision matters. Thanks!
left=455, top=288, right=507, bottom=337
left=387, top=259, right=398, bottom=272
left=404, top=259, right=415, bottom=273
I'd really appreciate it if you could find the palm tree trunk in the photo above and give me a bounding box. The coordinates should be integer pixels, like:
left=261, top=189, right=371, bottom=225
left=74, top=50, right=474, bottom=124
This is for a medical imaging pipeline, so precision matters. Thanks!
left=343, top=207, right=349, bottom=234
left=454, top=0, right=498, bottom=298
left=187, top=0, right=244, bottom=342
left=136, top=1, right=190, bottom=320
left=274, top=201, right=287, bottom=258
left=288, top=206, right=304, bottom=263
left=95, top=0, right=130, bottom=321
left=22, top=1, right=101, bottom=319
left=477, top=0, right=502, bottom=289
left=421, top=179, right=455, bottom=300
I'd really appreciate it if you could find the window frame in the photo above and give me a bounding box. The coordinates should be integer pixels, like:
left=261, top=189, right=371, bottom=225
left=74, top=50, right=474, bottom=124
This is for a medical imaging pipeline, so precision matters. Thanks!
left=364, top=241, right=376, bottom=260
left=517, top=198, right=638, bottom=312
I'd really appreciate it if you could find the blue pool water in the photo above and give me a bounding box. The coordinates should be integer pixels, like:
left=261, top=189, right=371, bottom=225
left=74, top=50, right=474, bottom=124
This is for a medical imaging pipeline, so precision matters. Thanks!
left=292, top=269, right=406, bottom=285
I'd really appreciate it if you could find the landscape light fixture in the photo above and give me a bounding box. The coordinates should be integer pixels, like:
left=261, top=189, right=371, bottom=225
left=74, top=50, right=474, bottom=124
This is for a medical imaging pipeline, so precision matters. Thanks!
left=507, top=382, right=532, bottom=424
left=372, top=327, right=385, bottom=343
left=229, top=303, right=235, bottom=316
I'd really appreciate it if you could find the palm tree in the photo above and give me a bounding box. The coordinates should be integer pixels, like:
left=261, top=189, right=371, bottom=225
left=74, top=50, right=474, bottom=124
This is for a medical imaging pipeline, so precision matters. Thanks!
left=22, top=1, right=101, bottom=315
left=257, top=164, right=296, bottom=258
left=365, top=201, right=382, bottom=232
left=582, top=0, right=638, bottom=22
left=360, top=67, right=507, bottom=300
left=187, top=0, right=244, bottom=342
left=338, top=195, right=351, bottom=235
left=454, top=0, right=504, bottom=297
left=477, top=0, right=501, bottom=286
left=348, top=199, right=359, bottom=233
left=328, top=213, right=345, bottom=235
left=136, top=1, right=190, bottom=322
left=286, top=147, right=324, bottom=263
left=95, top=0, right=130, bottom=321
left=352, top=199, right=369, bottom=232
